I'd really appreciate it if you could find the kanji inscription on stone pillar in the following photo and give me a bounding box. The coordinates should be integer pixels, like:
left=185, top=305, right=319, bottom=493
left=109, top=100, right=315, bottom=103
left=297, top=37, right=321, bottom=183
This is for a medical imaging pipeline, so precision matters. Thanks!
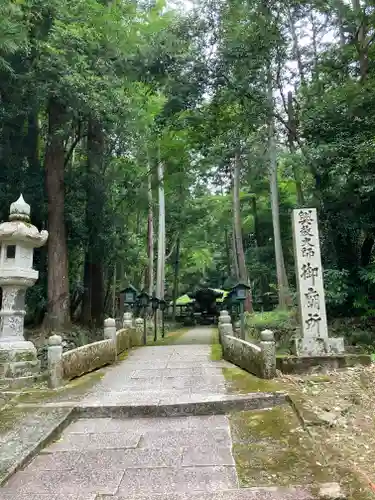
left=292, top=208, right=344, bottom=356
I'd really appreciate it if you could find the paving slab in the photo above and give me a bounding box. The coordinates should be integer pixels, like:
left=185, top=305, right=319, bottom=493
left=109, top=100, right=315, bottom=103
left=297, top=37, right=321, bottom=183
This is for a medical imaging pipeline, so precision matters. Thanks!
left=45, top=431, right=141, bottom=452
left=0, top=495, right=96, bottom=500
left=2, top=468, right=124, bottom=495
left=97, top=488, right=314, bottom=500
left=116, top=466, right=239, bottom=495
left=140, top=428, right=232, bottom=449
left=181, top=446, right=235, bottom=467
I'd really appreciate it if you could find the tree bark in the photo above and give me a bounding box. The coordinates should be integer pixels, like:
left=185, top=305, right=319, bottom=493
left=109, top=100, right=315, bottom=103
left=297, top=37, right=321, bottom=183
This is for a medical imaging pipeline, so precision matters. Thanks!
left=233, top=153, right=253, bottom=312
left=156, top=161, right=165, bottom=301
left=224, top=228, right=232, bottom=277
left=268, top=78, right=292, bottom=309
left=81, top=117, right=105, bottom=327
left=147, top=168, right=154, bottom=296
left=44, top=97, right=70, bottom=329
left=287, top=91, right=305, bottom=206
left=172, top=235, right=180, bottom=321
left=232, top=229, right=240, bottom=279
left=352, top=0, right=368, bottom=82
left=287, top=7, right=306, bottom=85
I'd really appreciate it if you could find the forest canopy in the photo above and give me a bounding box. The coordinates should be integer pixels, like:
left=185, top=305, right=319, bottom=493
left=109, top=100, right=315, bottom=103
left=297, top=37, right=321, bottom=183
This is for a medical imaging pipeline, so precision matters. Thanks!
left=1, top=0, right=375, bottom=332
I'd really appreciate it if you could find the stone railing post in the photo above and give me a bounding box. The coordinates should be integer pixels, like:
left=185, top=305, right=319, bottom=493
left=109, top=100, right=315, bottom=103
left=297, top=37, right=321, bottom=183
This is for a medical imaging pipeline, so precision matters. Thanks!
left=233, top=321, right=241, bottom=338
left=218, top=310, right=232, bottom=342
left=104, top=317, right=117, bottom=360
left=135, top=317, right=144, bottom=346
left=260, top=329, right=276, bottom=379
left=48, top=334, right=63, bottom=389
left=123, top=312, right=133, bottom=329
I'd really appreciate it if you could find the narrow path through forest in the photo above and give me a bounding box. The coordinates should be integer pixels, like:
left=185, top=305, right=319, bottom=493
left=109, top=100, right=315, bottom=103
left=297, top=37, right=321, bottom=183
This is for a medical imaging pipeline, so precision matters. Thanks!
left=0, top=327, right=325, bottom=499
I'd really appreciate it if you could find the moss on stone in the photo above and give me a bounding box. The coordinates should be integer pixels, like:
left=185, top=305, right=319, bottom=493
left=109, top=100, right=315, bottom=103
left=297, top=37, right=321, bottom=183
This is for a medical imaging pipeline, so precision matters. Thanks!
left=13, top=351, right=36, bottom=362
left=223, top=366, right=282, bottom=393
left=117, top=350, right=129, bottom=361
left=14, top=368, right=105, bottom=404
left=230, top=406, right=337, bottom=488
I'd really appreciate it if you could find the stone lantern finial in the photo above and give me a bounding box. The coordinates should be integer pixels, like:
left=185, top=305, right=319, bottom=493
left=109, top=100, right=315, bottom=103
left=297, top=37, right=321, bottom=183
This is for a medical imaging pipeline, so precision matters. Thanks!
left=9, top=194, right=31, bottom=222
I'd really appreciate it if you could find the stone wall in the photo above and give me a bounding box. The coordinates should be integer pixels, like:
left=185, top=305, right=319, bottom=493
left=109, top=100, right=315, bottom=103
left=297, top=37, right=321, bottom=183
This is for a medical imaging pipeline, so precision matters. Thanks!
left=277, top=353, right=372, bottom=374
left=116, top=328, right=131, bottom=353
left=221, top=333, right=276, bottom=379
left=222, top=335, right=263, bottom=378
left=62, top=339, right=116, bottom=381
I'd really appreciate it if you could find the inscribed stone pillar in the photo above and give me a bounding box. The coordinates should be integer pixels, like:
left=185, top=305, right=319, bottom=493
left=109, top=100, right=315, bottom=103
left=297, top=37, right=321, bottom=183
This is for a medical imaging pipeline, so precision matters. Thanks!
left=292, top=208, right=344, bottom=356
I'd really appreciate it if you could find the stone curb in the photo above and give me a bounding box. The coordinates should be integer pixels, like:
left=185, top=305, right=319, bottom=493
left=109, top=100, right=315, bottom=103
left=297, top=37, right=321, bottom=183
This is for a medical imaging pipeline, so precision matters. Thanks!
left=76, top=392, right=287, bottom=418
left=0, top=407, right=75, bottom=487
left=15, top=393, right=288, bottom=418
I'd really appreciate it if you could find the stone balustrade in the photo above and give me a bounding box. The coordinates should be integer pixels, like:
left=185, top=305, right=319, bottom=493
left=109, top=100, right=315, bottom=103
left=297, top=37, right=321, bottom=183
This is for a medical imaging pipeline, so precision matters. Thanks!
left=47, top=315, right=142, bottom=389
left=218, top=311, right=276, bottom=379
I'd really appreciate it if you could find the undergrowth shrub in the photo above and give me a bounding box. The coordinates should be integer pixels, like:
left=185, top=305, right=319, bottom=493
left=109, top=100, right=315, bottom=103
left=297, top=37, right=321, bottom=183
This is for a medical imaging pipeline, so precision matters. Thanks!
left=245, top=308, right=298, bottom=353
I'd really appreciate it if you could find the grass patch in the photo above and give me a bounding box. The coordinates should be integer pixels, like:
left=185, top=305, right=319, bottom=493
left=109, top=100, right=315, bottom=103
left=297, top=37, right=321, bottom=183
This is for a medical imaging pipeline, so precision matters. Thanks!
left=211, top=329, right=223, bottom=360
left=223, top=366, right=282, bottom=393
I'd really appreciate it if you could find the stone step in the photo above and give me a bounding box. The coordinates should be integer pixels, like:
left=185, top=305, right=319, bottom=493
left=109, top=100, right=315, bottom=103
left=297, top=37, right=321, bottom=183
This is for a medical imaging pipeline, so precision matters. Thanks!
left=76, top=392, right=287, bottom=419
left=97, top=486, right=315, bottom=499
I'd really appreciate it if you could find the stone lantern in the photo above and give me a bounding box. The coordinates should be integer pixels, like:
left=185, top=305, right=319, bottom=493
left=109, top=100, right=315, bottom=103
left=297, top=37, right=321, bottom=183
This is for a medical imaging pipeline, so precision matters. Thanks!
left=0, top=195, right=48, bottom=383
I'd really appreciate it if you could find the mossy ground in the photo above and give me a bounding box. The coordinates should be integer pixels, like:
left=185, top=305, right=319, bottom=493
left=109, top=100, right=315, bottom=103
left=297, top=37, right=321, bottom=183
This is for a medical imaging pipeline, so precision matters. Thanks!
left=223, top=366, right=282, bottom=393
left=8, top=368, right=105, bottom=405
left=210, top=329, right=223, bottom=360
left=230, top=406, right=337, bottom=488
left=146, top=327, right=189, bottom=346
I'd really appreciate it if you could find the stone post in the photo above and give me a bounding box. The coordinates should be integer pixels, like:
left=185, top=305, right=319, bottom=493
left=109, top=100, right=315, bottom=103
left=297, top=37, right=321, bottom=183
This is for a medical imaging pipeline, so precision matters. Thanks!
left=134, top=317, right=144, bottom=346
left=218, top=310, right=232, bottom=342
left=233, top=321, right=241, bottom=338
left=123, top=312, right=133, bottom=329
left=260, top=329, right=276, bottom=379
left=104, top=317, right=117, bottom=361
left=292, top=208, right=344, bottom=356
left=47, top=334, right=63, bottom=389
left=0, top=195, right=48, bottom=383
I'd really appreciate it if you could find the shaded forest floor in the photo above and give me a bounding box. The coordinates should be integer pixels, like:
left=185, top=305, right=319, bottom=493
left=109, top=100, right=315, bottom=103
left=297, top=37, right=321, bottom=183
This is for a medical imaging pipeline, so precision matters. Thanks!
left=224, top=362, right=375, bottom=499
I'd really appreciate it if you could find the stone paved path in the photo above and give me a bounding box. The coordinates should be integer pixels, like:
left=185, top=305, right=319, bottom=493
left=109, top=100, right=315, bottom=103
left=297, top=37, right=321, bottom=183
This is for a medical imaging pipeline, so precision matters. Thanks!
left=81, top=327, right=227, bottom=407
left=0, top=327, right=314, bottom=499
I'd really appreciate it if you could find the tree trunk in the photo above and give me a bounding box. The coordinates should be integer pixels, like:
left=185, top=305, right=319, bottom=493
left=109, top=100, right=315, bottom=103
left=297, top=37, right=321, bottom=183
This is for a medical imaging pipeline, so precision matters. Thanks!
left=147, top=169, right=154, bottom=296
left=251, top=196, right=260, bottom=248
left=172, top=235, right=180, bottom=321
left=287, top=7, right=306, bottom=85
left=233, top=153, right=253, bottom=312
left=156, top=161, right=165, bottom=301
left=224, top=228, right=232, bottom=277
left=44, top=97, right=70, bottom=329
left=232, top=229, right=240, bottom=279
left=268, top=77, right=292, bottom=309
left=352, top=0, right=368, bottom=82
left=287, top=91, right=304, bottom=206
left=81, top=253, right=92, bottom=325
left=81, top=117, right=105, bottom=327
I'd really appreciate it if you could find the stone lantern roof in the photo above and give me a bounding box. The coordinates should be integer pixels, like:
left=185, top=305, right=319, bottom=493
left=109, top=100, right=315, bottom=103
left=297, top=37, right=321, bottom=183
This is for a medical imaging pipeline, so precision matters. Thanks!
left=0, top=194, right=48, bottom=247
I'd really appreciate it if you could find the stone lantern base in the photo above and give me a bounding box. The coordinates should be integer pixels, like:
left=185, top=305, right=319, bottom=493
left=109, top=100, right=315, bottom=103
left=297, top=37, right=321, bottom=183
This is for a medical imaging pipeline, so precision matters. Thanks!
left=0, top=340, right=41, bottom=388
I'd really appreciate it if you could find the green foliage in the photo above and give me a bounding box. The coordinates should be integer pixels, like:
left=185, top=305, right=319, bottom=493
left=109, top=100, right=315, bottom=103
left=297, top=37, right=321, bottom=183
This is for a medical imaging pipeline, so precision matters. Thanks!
left=323, top=269, right=350, bottom=308
left=245, top=309, right=297, bottom=353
